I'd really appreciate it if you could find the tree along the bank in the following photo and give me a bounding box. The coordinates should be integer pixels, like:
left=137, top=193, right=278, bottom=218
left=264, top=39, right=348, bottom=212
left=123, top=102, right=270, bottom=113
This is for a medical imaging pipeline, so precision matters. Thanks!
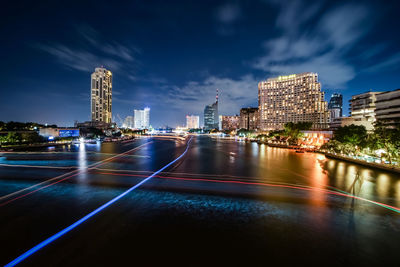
left=321, top=123, right=400, bottom=165
left=284, top=122, right=313, bottom=145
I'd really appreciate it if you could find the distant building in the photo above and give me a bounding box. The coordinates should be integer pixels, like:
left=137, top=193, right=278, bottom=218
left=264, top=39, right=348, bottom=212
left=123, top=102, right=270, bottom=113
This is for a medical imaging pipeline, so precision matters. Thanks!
left=239, top=108, right=259, bottom=130
left=375, top=88, right=400, bottom=128
left=91, top=67, right=112, bottom=123
left=186, top=115, right=200, bottom=129
left=134, top=107, right=150, bottom=129
left=219, top=115, right=240, bottom=131
left=204, top=90, right=219, bottom=130
left=329, top=117, right=355, bottom=131
left=258, top=72, right=329, bottom=130
left=123, top=116, right=134, bottom=129
left=328, top=93, right=343, bottom=118
left=350, top=91, right=381, bottom=131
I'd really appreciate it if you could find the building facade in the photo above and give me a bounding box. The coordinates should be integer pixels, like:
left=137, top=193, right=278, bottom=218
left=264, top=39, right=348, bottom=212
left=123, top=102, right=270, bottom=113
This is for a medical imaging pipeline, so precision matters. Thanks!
left=375, top=88, right=400, bottom=128
left=258, top=73, right=329, bottom=131
left=219, top=115, right=240, bottom=131
left=350, top=92, right=381, bottom=131
left=239, top=108, right=259, bottom=130
left=91, top=67, right=112, bottom=123
left=204, top=101, right=218, bottom=130
left=134, top=107, right=150, bottom=129
left=186, top=115, right=200, bottom=129
left=328, top=93, right=343, bottom=118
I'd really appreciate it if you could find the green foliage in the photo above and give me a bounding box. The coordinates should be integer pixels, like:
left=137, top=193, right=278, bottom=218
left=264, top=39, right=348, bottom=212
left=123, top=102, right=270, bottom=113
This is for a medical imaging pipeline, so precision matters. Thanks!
left=188, top=128, right=202, bottom=133
left=0, top=131, right=46, bottom=145
left=283, top=122, right=313, bottom=145
left=322, top=123, right=400, bottom=166
left=237, top=128, right=254, bottom=137
left=334, top=125, right=367, bottom=146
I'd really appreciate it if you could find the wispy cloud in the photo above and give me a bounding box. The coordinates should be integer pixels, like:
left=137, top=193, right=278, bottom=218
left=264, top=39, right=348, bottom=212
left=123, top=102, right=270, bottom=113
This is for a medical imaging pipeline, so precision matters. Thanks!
left=151, top=74, right=258, bottom=117
left=252, top=1, right=372, bottom=88
left=36, top=24, right=139, bottom=73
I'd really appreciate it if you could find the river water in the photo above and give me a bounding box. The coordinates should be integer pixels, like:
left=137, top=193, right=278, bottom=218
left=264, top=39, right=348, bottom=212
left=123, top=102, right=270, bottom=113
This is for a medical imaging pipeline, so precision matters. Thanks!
left=0, top=136, right=399, bottom=266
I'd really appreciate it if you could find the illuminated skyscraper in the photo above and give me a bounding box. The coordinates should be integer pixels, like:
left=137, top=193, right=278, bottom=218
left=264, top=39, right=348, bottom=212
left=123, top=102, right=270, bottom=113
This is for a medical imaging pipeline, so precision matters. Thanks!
left=328, top=93, right=343, bottom=120
left=258, top=73, right=329, bottom=130
left=204, top=89, right=219, bottom=130
left=91, top=67, right=112, bottom=123
left=134, top=107, right=150, bottom=129
left=186, top=115, right=200, bottom=129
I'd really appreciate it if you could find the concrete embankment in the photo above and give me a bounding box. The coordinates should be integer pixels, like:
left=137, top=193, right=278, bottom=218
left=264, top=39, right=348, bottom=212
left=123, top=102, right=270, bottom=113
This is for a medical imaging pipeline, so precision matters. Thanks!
left=324, top=153, right=400, bottom=175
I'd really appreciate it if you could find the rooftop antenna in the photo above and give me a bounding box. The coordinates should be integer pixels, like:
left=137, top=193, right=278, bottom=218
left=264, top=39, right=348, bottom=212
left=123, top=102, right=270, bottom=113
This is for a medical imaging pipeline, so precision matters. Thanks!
left=216, top=88, right=219, bottom=103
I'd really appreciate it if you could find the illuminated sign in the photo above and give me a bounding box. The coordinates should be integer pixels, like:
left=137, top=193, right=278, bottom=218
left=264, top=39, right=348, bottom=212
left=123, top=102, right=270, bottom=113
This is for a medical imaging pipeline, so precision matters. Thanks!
left=59, top=129, right=80, bottom=137
left=277, top=74, right=296, bottom=81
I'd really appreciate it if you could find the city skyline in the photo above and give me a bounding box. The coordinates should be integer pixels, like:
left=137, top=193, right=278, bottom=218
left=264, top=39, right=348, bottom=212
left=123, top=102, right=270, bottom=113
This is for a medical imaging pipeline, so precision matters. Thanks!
left=1, top=0, right=400, bottom=127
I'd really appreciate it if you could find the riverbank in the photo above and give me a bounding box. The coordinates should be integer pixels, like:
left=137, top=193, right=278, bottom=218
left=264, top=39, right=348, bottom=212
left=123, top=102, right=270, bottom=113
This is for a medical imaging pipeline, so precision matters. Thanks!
left=0, top=141, right=71, bottom=152
left=324, top=153, right=400, bottom=174
left=256, top=141, right=400, bottom=174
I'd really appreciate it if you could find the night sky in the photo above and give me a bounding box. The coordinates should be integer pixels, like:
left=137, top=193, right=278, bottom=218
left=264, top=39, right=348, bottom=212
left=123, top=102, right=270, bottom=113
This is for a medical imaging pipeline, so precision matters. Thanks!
left=1, top=0, right=399, bottom=127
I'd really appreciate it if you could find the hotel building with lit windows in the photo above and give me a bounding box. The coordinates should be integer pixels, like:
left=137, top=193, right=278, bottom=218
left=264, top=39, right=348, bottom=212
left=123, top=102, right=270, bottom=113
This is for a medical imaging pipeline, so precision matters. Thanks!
left=186, top=115, right=200, bottom=129
left=258, top=73, right=329, bottom=131
left=349, top=91, right=381, bottom=131
left=91, top=67, right=112, bottom=123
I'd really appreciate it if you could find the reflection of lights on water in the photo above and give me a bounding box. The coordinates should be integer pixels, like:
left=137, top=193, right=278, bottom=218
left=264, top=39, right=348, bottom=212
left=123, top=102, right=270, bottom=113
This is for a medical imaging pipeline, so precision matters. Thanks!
left=395, top=181, right=400, bottom=207
left=251, top=142, right=258, bottom=157
left=376, top=174, right=390, bottom=198
left=78, top=143, right=88, bottom=181
left=259, top=144, right=265, bottom=160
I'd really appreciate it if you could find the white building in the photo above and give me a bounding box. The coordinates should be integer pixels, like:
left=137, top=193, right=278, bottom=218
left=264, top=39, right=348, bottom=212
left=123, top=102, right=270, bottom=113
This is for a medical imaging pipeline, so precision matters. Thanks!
left=186, top=115, right=200, bottom=129
left=91, top=67, right=112, bottom=123
left=350, top=92, right=381, bottom=131
left=134, top=107, right=150, bottom=129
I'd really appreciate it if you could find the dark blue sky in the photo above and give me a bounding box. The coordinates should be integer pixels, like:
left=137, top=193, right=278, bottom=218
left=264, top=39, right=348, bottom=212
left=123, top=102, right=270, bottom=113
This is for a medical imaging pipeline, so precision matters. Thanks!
left=1, top=0, right=399, bottom=127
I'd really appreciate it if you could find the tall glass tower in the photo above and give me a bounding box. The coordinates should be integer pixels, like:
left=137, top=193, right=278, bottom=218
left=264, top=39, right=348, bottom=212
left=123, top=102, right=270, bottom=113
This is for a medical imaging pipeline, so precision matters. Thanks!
left=328, top=93, right=343, bottom=117
left=204, top=90, right=219, bottom=130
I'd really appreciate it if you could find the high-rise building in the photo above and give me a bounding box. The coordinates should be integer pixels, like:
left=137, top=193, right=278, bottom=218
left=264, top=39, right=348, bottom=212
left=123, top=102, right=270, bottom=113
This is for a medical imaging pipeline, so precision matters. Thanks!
left=134, top=107, right=150, bottom=129
left=350, top=92, right=381, bottom=131
left=239, top=108, right=259, bottom=130
left=258, top=73, right=329, bottom=130
left=328, top=93, right=343, bottom=121
left=91, top=67, right=112, bottom=123
left=204, top=90, right=219, bottom=130
left=219, top=115, right=240, bottom=131
left=374, top=89, right=400, bottom=128
left=186, top=115, right=200, bottom=129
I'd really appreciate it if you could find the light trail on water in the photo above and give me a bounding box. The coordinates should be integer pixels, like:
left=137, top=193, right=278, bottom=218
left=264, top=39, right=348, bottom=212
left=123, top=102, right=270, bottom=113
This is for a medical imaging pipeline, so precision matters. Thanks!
left=3, top=137, right=192, bottom=267
left=93, top=171, right=400, bottom=214
left=0, top=141, right=153, bottom=204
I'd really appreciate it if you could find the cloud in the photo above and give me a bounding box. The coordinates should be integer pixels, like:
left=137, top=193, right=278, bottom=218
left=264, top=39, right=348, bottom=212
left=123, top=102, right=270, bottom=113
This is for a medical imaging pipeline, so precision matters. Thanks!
left=36, top=44, right=123, bottom=72
left=153, top=74, right=259, bottom=117
left=363, top=52, right=400, bottom=73
left=216, top=3, right=241, bottom=24
left=215, top=3, right=242, bottom=35
left=252, top=1, right=373, bottom=88
left=37, top=24, right=139, bottom=73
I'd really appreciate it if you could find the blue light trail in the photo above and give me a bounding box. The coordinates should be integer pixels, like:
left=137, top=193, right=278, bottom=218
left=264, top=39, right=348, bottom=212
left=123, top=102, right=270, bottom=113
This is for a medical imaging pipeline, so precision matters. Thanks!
left=4, top=137, right=193, bottom=267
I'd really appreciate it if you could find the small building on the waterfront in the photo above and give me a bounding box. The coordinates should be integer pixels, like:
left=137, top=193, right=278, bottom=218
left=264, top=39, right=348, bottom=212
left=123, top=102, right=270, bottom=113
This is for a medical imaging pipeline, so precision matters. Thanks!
left=39, top=128, right=80, bottom=138
left=300, top=130, right=333, bottom=147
